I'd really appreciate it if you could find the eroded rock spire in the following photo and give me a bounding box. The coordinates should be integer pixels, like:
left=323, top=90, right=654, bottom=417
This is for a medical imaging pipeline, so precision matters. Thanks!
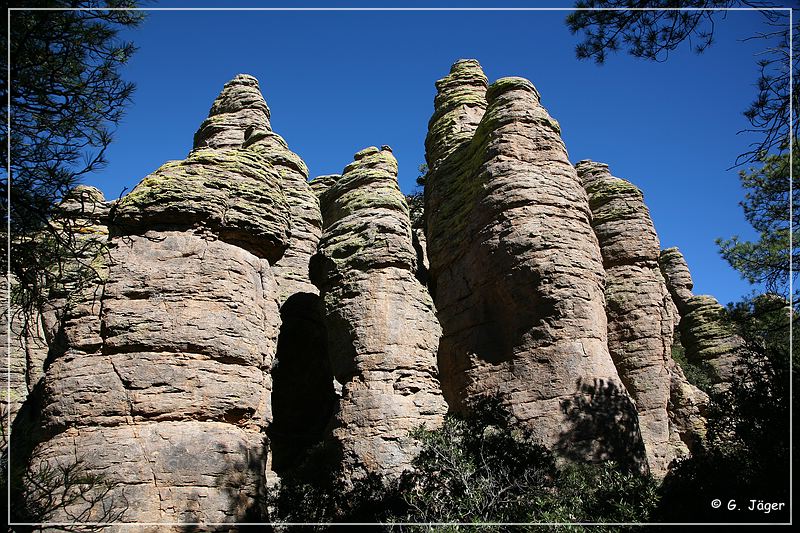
left=424, top=61, right=645, bottom=469
left=312, top=146, right=447, bottom=482
left=660, top=247, right=742, bottom=389
left=425, top=59, right=488, bottom=166
left=193, top=73, right=272, bottom=150
left=28, top=74, right=292, bottom=526
left=577, top=160, right=705, bottom=475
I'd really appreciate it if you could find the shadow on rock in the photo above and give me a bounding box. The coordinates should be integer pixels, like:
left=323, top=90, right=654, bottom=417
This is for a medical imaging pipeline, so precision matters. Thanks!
left=556, top=378, right=648, bottom=474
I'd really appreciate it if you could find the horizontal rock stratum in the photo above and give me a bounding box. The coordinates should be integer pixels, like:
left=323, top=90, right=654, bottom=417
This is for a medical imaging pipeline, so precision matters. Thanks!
left=4, top=63, right=744, bottom=526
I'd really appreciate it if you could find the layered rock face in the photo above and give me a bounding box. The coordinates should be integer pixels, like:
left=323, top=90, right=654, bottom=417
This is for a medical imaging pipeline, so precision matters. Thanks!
left=193, top=74, right=272, bottom=150
left=577, top=160, right=703, bottom=475
left=312, top=146, right=447, bottom=482
left=28, top=76, right=294, bottom=527
left=424, top=60, right=644, bottom=467
left=3, top=185, right=111, bottom=425
left=660, top=248, right=742, bottom=388
left=243, top=130, right=322, bottom=302
left=7, top=63, right=743, bottom=526
left=1, top=279, right=39, bottom=424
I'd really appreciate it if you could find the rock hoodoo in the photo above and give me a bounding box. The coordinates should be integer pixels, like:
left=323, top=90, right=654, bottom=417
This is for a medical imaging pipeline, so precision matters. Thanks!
left=24, top=75, right=294, bottom=526
left=311, top=146, right=447, bottom=482
left=576, top=160, right=703, bottom=475
left=424, top=61, right=644, bottom=468
left=660, top=247, right=742, bottom=388
left=5, top=62, right=745, bottom=526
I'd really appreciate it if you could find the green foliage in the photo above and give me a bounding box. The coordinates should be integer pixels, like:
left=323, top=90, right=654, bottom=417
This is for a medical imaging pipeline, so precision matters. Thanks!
left=397, top=399, right=558, bottom=528
left=567, top=1, right=797, bottom=165
left=567, top=1, right=729, bottom=64
left=405, top=192, right=424, bottom=229
left=267, top=399, right=658, bottom=530
left=670, top=331, right=714, bottom=393
left=397, top=398, right=657, bottom=530
left=1, top=0, right=142, bottom=333
left=717, top=152, right=799, bottom=300
left=657, top=294, right=793, bottom=522
left=416, top=164, right=429, bottom=188
left=264, top=457, right=405, bottom=529
left=406, top=164, right=428, bottom=228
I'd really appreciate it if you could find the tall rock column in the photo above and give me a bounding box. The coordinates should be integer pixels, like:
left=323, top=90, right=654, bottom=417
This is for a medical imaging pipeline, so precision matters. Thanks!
left=577, top=160, right=685, bottom=475
left=312, top=146, right=447, bottom=482
left=192, top=78, right=335, bottom=477
left=425, top=60, right=645, bottom=467
left=660, top=247, right=742, bottom=388
left=29, top=77, right=291, bottom=526
left=3, top=185, right=110, bottom=433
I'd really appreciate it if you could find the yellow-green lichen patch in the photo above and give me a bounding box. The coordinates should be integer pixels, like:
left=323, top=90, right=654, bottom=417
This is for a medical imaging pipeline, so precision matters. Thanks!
left=585, top=178, right=643, bottom=211
left=115, top=147, right=290, bottom=261
left=486, top=77, right=540, bottom=103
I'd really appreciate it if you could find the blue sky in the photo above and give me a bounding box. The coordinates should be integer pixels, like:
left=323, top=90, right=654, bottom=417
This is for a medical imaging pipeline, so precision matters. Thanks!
left=70, top=1, right=790, bottom=305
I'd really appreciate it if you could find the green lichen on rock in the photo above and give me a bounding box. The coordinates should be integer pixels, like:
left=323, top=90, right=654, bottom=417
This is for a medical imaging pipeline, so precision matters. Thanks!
left=583, top=177, right=645, bottom=227
left=679, top=294, right=742, bottom=385
left=485, top=76, right=540, bottom=102
left=585, top=178, right=643, bottom=209
left=244, top=129, right=309, bottom=177
left=425, top=59, right=489, bottom=165
left=115, top=146, right=290, bottom=262
left=193, top=74, right=271, bottom=150
left=315, top=147, right=415, bottom=277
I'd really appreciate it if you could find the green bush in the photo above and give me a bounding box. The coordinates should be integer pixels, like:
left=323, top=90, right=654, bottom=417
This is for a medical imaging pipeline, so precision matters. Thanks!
left=265, top=398, right=658, bottom=531
left=670, top=332, right=714, bottom=393
left=395, top=398, right=657, bottom=531
left=656, top=295, right=793, bottom=523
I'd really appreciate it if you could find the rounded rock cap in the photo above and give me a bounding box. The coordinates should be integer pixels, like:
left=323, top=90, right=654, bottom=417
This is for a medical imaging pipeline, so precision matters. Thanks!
left=486, top=76, right=540, bottom=102
left=450, top=58, right=483, bottom=71
left=354, top=146, right=380, bottom=160
left=227, top=73, right=260, bottom=85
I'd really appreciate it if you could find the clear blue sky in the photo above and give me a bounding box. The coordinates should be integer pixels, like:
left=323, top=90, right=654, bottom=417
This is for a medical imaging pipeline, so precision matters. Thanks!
left=77, top=1, right=788, bottom=306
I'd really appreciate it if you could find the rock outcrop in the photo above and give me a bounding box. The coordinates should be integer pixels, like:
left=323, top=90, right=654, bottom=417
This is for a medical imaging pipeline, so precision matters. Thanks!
left=660, top=247, right=742, bottom=388
left=659, top=247, right=694, bottom=315
left=193, top=74, right=272, bottom=151
left=666, top=358, right=709, bottom=456
left=244, top=129, right=322, bottom=302
left=312, top=146, right=447, bottom=482
left=28, top=76, right=292, bottom=526
left=3, top=185, right=111, bottom=424
left=424, top=60, right=645, bottom=468
left=6, top=62, right=742, bottom=527
left=577, top=160, right=703, bottom=475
